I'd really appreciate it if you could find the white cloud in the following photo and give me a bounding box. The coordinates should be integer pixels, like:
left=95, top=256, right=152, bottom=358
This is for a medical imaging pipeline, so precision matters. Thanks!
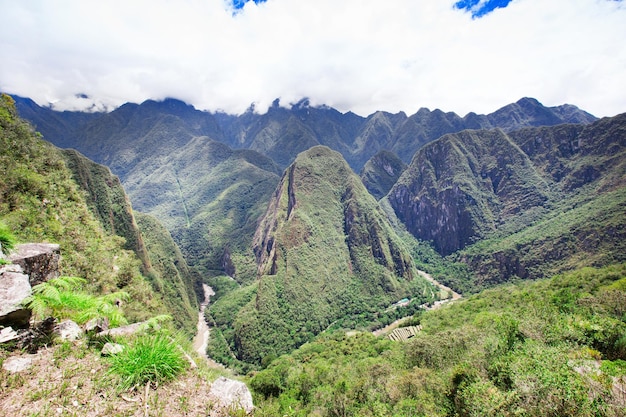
left=0, top=0, right=624, bottom=117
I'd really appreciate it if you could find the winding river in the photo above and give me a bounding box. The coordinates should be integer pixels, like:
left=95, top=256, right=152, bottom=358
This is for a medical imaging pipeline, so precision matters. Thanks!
left=192, top=284, right=215, bottom=360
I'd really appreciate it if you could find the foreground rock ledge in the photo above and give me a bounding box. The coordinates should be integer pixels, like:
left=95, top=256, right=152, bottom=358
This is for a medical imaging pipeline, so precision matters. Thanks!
left=9, top=243, right=60, bottom=286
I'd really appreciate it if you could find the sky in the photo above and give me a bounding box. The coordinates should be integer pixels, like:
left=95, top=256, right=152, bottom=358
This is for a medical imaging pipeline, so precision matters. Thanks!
left=0, top=0, right=625, bottom=117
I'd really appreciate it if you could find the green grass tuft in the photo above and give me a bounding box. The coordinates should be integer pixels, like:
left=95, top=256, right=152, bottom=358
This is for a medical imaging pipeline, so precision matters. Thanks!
left=107, top=332, right=188, bottom=390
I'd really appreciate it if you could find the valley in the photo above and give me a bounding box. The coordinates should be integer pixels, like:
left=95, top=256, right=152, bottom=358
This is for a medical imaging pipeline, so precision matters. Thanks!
left=1, top=92, right=625, bottom=416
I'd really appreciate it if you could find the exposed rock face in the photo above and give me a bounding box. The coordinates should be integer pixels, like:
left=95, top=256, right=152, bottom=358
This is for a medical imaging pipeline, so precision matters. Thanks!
left=0, top=264, right=32, bottom=328
left=208, top=377, right=254, bottom=415
left=388, top=129, right=550, bottom=255
left=9, top=243, right=60, bottom=286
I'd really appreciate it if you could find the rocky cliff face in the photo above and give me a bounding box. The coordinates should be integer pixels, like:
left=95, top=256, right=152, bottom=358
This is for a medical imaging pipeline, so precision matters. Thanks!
left=388, top=129, right=550, bottom=255
left=388, top=114, right=626, bottom=286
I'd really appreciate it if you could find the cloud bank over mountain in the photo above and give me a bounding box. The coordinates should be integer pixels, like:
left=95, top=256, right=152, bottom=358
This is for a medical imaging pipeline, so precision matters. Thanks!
left=0, top=0, right=624, bottom=117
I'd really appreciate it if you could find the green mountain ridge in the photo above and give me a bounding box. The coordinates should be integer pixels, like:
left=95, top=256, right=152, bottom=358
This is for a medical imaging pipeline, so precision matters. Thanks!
left=216, top=146, right=434, bottom=365
left=388, top=114, right=626, bottom=291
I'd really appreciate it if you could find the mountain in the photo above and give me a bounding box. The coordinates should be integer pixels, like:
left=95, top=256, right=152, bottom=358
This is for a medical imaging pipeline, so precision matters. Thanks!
left=360, top=150, right=407, bottom=200
left=227, top=146, right=431, bottom=364
left=387, top=114, right=626, bottom=290
left=124, top=135, right=281, bottom=281
left=14, top=95, right=596, bottom=174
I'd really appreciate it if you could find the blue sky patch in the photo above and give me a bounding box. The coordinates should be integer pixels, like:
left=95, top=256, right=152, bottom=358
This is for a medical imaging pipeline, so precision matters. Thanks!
left=454, top=0, right=514, bottom=18
left=232, top=0, right=267, bottom=10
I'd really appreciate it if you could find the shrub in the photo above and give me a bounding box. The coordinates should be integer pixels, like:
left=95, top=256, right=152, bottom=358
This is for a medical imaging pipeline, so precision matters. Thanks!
left=0, top=221, right=16, bottom=255
left=107, top=332, right=188, bottom=389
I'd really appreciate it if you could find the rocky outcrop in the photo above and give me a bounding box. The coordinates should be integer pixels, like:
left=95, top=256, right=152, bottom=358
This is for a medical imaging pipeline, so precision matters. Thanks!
left=0, top=264, right=32, bottom=328
left=2, top=356, right=33, bottom=373
left=8, top=243, right=60, bottom=286
left=208, top=377, right=254, bottom=415
left=96, top=320, right=149, bottom=338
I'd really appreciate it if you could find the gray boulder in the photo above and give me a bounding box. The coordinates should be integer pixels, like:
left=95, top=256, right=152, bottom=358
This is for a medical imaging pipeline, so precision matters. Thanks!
left=9, top=243, right=60, bottom=286
left=208, top=377, right=254, bottom=415
left=54, top=320, right=83, bottom=341
left=0, top=264, right=32, bottom=328
left=84, top=317, right=109, bottom=334
left=101, top=342, right=125, bottom=356
left=96, top=320, right=150, bottom=338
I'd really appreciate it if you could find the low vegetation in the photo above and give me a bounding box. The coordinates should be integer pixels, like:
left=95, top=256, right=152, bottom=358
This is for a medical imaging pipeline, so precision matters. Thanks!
left=249, top=264, right=626, bottom=416
left=26, top=276, right=129, bottom=327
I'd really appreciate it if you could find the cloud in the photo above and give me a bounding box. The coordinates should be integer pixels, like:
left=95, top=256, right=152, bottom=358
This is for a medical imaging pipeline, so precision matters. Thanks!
left=0, top=0, right=624, bottom=117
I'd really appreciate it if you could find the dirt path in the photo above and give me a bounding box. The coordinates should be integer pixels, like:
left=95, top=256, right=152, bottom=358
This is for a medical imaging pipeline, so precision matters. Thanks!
left=192, top=284, right=215, bottom=359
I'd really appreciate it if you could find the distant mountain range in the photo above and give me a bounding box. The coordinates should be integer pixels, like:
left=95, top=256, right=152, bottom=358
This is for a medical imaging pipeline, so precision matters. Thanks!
left=12, top=95, right=596, bottom=173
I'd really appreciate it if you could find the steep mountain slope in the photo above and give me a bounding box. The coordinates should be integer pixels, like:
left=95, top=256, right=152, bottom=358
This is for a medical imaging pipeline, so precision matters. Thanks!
left=231, top=146, right=430, bottom=364
left=124, top=135, right=281, bottom=281
left=134, top=212, right=199, bottom=335
left=61, top=148, right=200, bottom=333
left=61, top=149, right=152, bottom=271
left=360, top=150, right=407, bottom=200
left=0, top=94, right=167, bottom=323
left=388, top=114, right=626, bottom=289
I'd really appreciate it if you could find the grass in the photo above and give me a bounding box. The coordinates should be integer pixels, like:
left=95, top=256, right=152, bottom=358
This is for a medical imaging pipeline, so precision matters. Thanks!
left=0, top=221, right=16, bottom=255
left=107, top=332, right=188, bottom=390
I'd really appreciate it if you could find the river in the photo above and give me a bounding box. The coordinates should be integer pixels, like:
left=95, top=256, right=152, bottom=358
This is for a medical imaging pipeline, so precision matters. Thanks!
left=192, top=284, right=215, bottom=360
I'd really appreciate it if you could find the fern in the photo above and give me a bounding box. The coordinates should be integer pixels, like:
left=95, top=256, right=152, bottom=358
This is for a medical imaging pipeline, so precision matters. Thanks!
left=25, top=276, right=129, bottom=326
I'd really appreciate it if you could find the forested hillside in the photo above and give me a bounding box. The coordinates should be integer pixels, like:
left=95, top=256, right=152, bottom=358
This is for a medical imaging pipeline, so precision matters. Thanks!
left=249, top=264, right=626, bottom=416
left=208, top=146, right=436, bottom=366
left=0, top=94, right=197, bottom=333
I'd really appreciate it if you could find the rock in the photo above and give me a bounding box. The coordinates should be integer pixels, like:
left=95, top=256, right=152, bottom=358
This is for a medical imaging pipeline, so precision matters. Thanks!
left=9, top=243, right=60, bottom=286
left=208, top=377, right=254, bottom=415
left=96, top=321, right=149, bottom=338
left=84, top=317, right=109, bottom=334
left=101, top=342, right=124, bottom=356
left=0, top=326, right=20, bottom=344
left=54, top=320, right=83, bottom=341
left=0, top=265, right=32, bottom=328
left=2, top=356, right=33, bottom=373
